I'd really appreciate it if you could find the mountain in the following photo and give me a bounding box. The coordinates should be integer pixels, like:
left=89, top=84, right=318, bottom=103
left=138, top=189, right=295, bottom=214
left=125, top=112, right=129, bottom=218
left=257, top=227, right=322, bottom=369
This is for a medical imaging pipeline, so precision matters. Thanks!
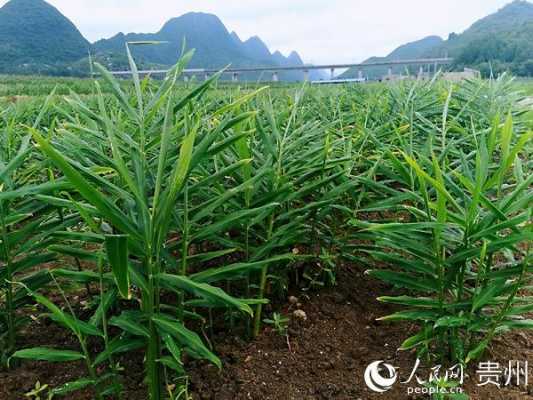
left=268, top=50, right=327, bottom=80
left=272, top=50, right=287, bottom=65
left=0, top=0, right=89, bottom=73
left=436, top=0, right=533, bottom=76
left=342, top=0, right=533, bottom=79
left=241, top=36, right=272, bottom=62
left=341, top=36, right=444, bottom=79
left=4, top=0, right=531, bottom=79
left=230, top=31, right=243, bottom=45
left=94, top=12, right=252, bottom=69
left=0, top=1, right=313, bottom=79
left=387, top=35, right=444, bottom=59
left=94, top=12, right=313, bottom=81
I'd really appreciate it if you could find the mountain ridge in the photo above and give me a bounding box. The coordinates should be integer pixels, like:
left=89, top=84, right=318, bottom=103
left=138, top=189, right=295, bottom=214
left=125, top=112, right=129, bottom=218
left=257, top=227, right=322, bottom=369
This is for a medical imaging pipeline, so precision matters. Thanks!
left=92, top=10, right=313, bottom=79
left=342, top=0, right=533, bottom=79
left=0, top=1, right=312, bottom=77
left=0, top=0, right=532, bottom=77
left=432, top=0, right=533, bottom=75
left=340, top=35, right=444, bottom=79
left=0, top=0, right=89, bottom=73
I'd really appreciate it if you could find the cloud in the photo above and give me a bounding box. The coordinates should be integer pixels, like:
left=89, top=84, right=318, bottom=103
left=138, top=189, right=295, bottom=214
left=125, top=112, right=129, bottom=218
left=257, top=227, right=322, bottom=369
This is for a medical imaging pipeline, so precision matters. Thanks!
left=0, top=0, right=515, bottom=63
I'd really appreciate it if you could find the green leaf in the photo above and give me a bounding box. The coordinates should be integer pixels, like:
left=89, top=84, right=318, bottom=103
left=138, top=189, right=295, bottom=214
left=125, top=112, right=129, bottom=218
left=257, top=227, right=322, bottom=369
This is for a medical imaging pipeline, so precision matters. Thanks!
left=0, top=135, right=31, bottom=184
left=29, top=128, right=141, bottom=240
left=12, top=348, right=85, bottom=362
left=48, top=245, right=99, bottom=262
left=498, top=319, right=533, bottom=330
left=105, top=234, right=131, bottom=299
left=93, top=337, right=145, bottom=366
left=472, top=279, right=507, bottom=312
left=367, top=270, right=437, bottom=293
left=93, top=63, right=138, bottom=122
left=109, top=312, right=150, bottom=338
left=190, top=255, right=298, bottom=283
left=155, top=117, right=198, bottom=245
left=51, top=268, right=101, bottom=284
left=33, top=293, right=80, bottom=336
left=399, top=326, right=433, bottom=350
left=434, top=316, right=469, bottom=328
left=152, top=314, right=221, bottom=368
left=158, top=273, right=252, bottom=316
left=49, top=313, right=103, bottom=337
left=89, top=289, right=117, bottom=327
left=466, top=339, right=489, bottom=363
left=378, top=310, right=440, bottom=322
left=378, top=296, right=441, bottom=308
left=162, top=334, right=183, bottom=367
left=52, top=378, right=96, bottom=396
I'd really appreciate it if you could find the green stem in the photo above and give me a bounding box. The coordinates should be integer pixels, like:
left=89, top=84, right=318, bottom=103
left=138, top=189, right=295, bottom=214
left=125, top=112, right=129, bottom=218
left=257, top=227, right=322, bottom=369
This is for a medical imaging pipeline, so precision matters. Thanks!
left=253, top=265, right=269, bottom=338
left=98, top=256, right=122, bottom=400
left=178, top=184, right=189, bottom=322
left=144, top=256, right=162, bottom=400
left=52, top=275, right=103, bottom=399
left=245, top=226, right=251, bottom=337
left=476, top=251, right=530, bottom=360
left=253, top=215, right=275, bottom=337
left=0, top=203, right=15, bottom=356
left=79, top=337, right=103, bottom=400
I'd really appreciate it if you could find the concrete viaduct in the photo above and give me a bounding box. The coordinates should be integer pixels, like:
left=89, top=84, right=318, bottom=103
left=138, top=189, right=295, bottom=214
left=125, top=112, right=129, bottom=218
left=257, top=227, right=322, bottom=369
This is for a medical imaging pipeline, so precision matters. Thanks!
left=109, top=57, right=454, bottom=82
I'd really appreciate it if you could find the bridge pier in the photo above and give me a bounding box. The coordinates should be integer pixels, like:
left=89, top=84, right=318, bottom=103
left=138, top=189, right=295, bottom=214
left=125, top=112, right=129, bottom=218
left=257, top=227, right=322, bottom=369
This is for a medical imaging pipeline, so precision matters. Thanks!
left=330, top=68, right=335, bottom=80
left=272, top=71, right=279, bottom=82
left=108, top=58, right=454, bottom=83
left=418, top=66, right=424, bottom=79
left=358, top=70, right=363, bottom=80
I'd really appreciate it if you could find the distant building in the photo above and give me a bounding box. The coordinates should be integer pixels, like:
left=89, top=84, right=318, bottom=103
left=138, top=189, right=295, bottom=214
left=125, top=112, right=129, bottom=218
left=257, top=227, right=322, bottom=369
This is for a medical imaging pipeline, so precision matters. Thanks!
left=382, top=74, right=409, bottom=82
left=442, top=68, right=481, bottom=81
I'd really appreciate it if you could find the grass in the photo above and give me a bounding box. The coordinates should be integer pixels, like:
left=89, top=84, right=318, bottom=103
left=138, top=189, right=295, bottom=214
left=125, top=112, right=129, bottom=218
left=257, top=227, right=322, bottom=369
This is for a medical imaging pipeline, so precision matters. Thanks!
left=515, top=78, right=533, bottom=95
left=0, top=75, right=99, bottom=97
left=0, top=60, right=531, bottom=400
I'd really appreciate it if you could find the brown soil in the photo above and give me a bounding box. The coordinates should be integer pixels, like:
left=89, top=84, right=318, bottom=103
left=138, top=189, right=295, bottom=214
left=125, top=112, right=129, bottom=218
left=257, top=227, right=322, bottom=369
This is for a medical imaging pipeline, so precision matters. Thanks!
left=1, top=263, right=531, bottom=400
left=187, top=263, right=533, bottom=400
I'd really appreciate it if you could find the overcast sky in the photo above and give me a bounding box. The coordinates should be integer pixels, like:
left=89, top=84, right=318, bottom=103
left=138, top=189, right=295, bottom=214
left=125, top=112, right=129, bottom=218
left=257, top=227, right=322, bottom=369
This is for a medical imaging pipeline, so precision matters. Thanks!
left=0, top=0, right=518, bottom=64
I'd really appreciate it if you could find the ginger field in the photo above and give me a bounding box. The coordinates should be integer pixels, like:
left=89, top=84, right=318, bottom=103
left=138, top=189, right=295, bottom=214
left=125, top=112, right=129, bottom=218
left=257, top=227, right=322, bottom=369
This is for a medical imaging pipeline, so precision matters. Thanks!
left=0, top=63, right=532, bottom=400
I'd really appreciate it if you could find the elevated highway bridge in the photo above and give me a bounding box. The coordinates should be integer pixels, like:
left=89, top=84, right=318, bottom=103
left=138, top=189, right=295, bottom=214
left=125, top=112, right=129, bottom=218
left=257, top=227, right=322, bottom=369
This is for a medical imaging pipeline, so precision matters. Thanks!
left=109, top=57, right=454, bottom=82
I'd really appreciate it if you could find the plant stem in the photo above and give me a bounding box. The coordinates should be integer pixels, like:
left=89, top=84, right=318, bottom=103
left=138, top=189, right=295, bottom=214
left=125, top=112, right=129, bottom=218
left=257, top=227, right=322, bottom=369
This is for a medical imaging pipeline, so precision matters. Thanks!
left=79, top=338, right=104, bottom=400
left=0, top=203, right=15, bottom=356
left=178, top=184, right=189, bottom=322
left=253, top=215, right=275, bottom=337
left=98, top=256, right=122, bottom=400
left=145, top=256, right=162, bottom=400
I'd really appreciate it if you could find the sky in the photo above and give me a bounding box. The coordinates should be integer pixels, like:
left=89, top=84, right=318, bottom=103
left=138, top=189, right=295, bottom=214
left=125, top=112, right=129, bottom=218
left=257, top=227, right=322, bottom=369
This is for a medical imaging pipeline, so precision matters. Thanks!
left=0, top=0, right=517, bottom=64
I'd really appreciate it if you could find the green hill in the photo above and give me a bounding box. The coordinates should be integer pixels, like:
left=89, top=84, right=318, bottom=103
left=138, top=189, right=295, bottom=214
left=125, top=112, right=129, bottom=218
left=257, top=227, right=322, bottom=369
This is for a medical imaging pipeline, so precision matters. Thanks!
left=2, top=0, right=531, bottom=78
left=93, top=12, right=314, bottom=80
left=0, top=1, right=311, bottom=79
left=0, top=0, right=89, bottom=74
left=93, top=13, right=255, bottom=69
left=438, top=0, right=533, bottom=76
left=343, top=0, right=533, bottom=79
